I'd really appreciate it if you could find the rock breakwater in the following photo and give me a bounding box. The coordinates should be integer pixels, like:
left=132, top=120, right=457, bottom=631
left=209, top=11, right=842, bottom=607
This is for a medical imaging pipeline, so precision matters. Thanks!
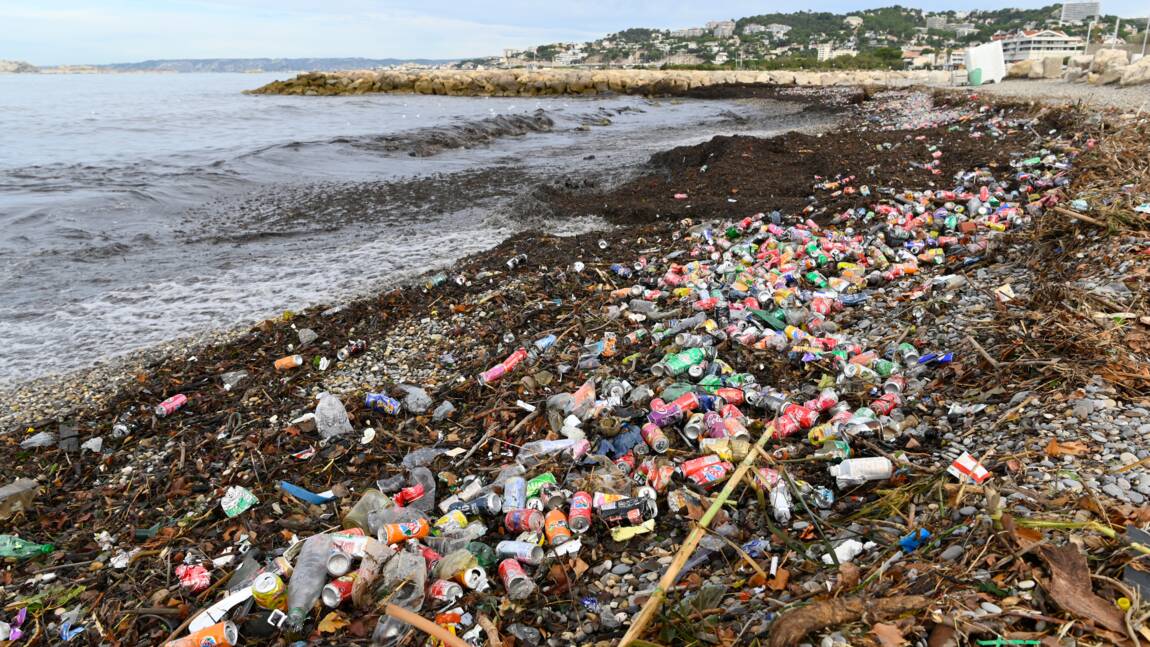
left=248, top=68, right=950, bottom=96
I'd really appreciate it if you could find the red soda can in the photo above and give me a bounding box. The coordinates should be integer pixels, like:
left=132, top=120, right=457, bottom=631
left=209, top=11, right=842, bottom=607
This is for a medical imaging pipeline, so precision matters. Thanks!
left=321, top=573, right=357, bottom=607
left=871, top=393, right=902, bottom=415
left=501, top=347, right=528, bottom=371
left=686, top=461, right=733, bottom=489
left=155, top=394, right=188, bottom=417
left=771, top=414, right=802, bottom=439
left=568, top=491, right=593, bottom=533
left=719, top=403, right=745, bottom=420
left=640, top=423, right=669, bottom=454
left=882, top=375, right=907, bottom=394
left=614, top=451, right=636, bottom=474
left=504, top=508, right=543, bottom=533
left=830, top=408, right=854, bottom=425
left=393, top=483, right=426, bottom=507
left=781, top=402, right=818, bottom=428
left=715, top=387, right=744, bottom=406
left=810, top=297, right=834, bottom=316
left=680, top=454, right=723, bottom=475
left=694, top=297, right=718, bottom=311
left=427, top=579, right=464, bottom=604
left=670, top=391, right=700, bottom=413
left=723, top=416, right=750, bottom=439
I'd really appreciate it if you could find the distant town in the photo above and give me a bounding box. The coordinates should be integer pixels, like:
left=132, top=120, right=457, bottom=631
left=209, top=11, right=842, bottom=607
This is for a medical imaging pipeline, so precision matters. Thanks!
left=476, top=3, right=1146, bottom=72
left=1, top=3, right=1147, bottom=74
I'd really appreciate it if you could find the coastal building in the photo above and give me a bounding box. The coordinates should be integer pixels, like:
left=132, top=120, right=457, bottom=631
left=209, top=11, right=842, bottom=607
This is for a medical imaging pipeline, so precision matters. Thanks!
left=743, top=23, right=767, bottom=35
left=1000, top=29, right=1085, bottom=62
left=671, top=27, right=706, bottom=38
left=816, top=42, right=834, bottom=61
left=954, top=25, right=979, bottom=38
left=766, top=24, right=793, bottom=38
left=926, top=15, right=948, bottom=31
left=708, top=20, right=736, bottom=38
left=844, top=16, right=864, bottom=29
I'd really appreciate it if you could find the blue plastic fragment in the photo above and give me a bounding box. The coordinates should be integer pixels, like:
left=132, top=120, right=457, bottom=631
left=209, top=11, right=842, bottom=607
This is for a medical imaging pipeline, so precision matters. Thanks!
left=899, top=528, right=932, bottom=552
left=278, top=481, right=336, bottom=505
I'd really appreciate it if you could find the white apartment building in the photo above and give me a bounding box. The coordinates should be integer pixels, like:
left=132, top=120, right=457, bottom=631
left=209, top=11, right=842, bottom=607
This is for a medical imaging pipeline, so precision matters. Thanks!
left=1000, top=29, right=1085, bottom=62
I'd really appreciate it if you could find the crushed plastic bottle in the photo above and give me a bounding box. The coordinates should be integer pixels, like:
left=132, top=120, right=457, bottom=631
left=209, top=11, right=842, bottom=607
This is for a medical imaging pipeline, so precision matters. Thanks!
left=314, top=393, right=353, bottom=440
left=371, top=548, right=426, bottom=646
left=19, top=431, right=56, bottom=449
left=284, top=534, right=333, bottom=632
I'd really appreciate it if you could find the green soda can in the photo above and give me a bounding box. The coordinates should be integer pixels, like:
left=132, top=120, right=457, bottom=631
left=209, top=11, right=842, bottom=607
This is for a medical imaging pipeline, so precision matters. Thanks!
left=526, top=472, right=558, bottom=499
left=872, top=359, right=896, bottom=377
left=660, top=382, right=695, bottom=401
left=663, top=347, right=708, bottom=377
left=696, top=375, right=722, bottom=395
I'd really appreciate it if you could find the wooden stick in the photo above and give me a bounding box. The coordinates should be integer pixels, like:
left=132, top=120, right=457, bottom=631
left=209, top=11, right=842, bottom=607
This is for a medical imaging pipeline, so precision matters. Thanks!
left=964, top=335, right=1000, bottom=369
left=619, top=423, right=773, bottom=646
left=384, top=603, right=470, bottom=647
left=1053, top=206, right=1109, bottom=228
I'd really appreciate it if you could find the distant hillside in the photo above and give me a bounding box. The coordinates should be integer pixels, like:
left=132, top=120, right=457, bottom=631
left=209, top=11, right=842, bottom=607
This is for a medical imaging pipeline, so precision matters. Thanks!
left=91, top=58, right=456, bottom=73
left=0, top=60, right=38, bottom=73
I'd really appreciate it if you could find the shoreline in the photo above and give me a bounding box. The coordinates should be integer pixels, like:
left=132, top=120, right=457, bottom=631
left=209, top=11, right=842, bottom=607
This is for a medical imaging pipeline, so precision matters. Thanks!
left=0, top=90, right=848, bottom=430
left=3, top=87, right=1149, bottom=646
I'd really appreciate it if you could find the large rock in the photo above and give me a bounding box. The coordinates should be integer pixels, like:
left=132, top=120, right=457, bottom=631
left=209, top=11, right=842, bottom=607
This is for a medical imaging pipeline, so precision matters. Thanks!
left=1007, top=59, right=1038, bottom=78
left=1068, top=54, right=1093, bottom=71
left=1121, top=56, right=1150, bottom=86
left=1042, top=56, right=1063, bottom=79
left=1091, top=49, right=1129, bottom=73
left=1095, top=65, right=1127, bottom=85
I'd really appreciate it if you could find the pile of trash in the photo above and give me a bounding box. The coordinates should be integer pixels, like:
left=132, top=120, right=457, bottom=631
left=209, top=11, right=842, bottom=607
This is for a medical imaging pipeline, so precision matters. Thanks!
left=2, top=90, right=1149, bottom=647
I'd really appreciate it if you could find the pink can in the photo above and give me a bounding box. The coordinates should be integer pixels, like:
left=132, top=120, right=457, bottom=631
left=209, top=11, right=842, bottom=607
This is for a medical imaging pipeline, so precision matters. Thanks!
left=155, top=394, right=188, bottom=417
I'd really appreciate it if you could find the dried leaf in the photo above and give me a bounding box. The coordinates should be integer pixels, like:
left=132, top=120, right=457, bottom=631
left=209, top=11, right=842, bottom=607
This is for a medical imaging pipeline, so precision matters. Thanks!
left=836, top=562, right=860, bottom=591
left=1038, top=544, right=1128, bottom=636
left=318, top=611, right=349, bottom=634
left=1045, top=439, right=1090, bottom=457
left=871, top=622, right=908, bottom=647
left=767, top=567, right=790, bottom=591
left=767, top=596, right=929, bottom=647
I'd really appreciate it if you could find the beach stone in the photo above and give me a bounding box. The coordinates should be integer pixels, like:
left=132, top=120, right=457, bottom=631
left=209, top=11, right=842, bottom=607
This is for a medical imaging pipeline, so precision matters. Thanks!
left=1042, top=56, right=1063, bottom=79
left=1103, top=483, right=1124, bottom=498
left=940, top=545, right=965, bottom=561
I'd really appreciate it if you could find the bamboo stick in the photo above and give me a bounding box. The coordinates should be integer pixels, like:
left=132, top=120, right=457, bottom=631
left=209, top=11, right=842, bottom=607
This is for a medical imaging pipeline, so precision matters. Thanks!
left=618, top=423, right=774, bottom=646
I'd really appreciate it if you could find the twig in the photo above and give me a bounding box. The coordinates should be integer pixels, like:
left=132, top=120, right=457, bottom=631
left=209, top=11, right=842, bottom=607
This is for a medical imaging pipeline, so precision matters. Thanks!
left=965, top=335, right=1001, bottom=369
left=459, top=409, right=539, bottom=464
left=384, top=603, right=469, bottom=647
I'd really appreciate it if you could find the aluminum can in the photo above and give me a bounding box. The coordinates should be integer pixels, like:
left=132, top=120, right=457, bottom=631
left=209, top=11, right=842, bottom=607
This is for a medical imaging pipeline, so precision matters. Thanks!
left=364, top=393, right=402, bottom=414
left=503, top=508, right=544, bottom=533
left=502, top=476, right=526, bottom=511
left=568, top=491, right=593, bottom=533
left=155, top=394, right=188, bottom=417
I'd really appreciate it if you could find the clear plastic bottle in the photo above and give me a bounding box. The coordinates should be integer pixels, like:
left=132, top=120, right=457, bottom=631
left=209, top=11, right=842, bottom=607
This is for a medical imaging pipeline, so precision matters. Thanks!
left=406, top=468, right=436, bottom=513
left=517, top=438, right=581, bottom=467
left=371, top=549, right=427, bottom=646
left=343, top=489, right=393, bottom=532
left=367, top=506, right=425, bottom=537
left=285, top=534, right=333, bottom=631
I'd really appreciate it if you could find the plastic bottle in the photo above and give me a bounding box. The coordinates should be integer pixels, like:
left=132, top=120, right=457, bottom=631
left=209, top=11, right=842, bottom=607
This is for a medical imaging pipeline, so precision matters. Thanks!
left=371, top=549, right=427, bottom=646
left=828, top=457, right=894, bottom=488
left=315, top=393, right=353, bottom=440
left=406, top=468, right=436, bottom=513
left=285, top=533, right=334, bottom=631
left=343, top=489, right=394, bottom=531
left=517, top=438, right=582, bottom=467
left=0, top=535, right=54, bottom=559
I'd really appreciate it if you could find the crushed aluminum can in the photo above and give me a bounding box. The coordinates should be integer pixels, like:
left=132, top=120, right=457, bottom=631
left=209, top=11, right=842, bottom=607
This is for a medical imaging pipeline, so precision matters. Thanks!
left=220, top=486, right=258, bottom=518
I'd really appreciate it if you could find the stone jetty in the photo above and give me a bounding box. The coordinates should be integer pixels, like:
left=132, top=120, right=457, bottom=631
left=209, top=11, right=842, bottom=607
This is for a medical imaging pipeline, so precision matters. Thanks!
left=247, top=68, right=951, bottom=96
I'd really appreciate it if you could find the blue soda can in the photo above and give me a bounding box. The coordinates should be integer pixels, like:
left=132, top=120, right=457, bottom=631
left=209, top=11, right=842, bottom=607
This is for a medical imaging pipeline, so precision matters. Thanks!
left=502, top=476, right=527, bottom=512
left=365, top=393, right=401, bottom=414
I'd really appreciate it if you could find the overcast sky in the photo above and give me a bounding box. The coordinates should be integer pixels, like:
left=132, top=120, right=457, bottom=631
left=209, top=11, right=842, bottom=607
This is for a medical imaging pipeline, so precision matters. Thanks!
left=3, top=0, right=1147, bottom=65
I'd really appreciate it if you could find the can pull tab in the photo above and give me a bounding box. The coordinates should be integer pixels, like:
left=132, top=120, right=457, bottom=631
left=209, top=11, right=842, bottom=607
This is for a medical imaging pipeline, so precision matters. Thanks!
left=267, top=609, right=287, bottom=628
